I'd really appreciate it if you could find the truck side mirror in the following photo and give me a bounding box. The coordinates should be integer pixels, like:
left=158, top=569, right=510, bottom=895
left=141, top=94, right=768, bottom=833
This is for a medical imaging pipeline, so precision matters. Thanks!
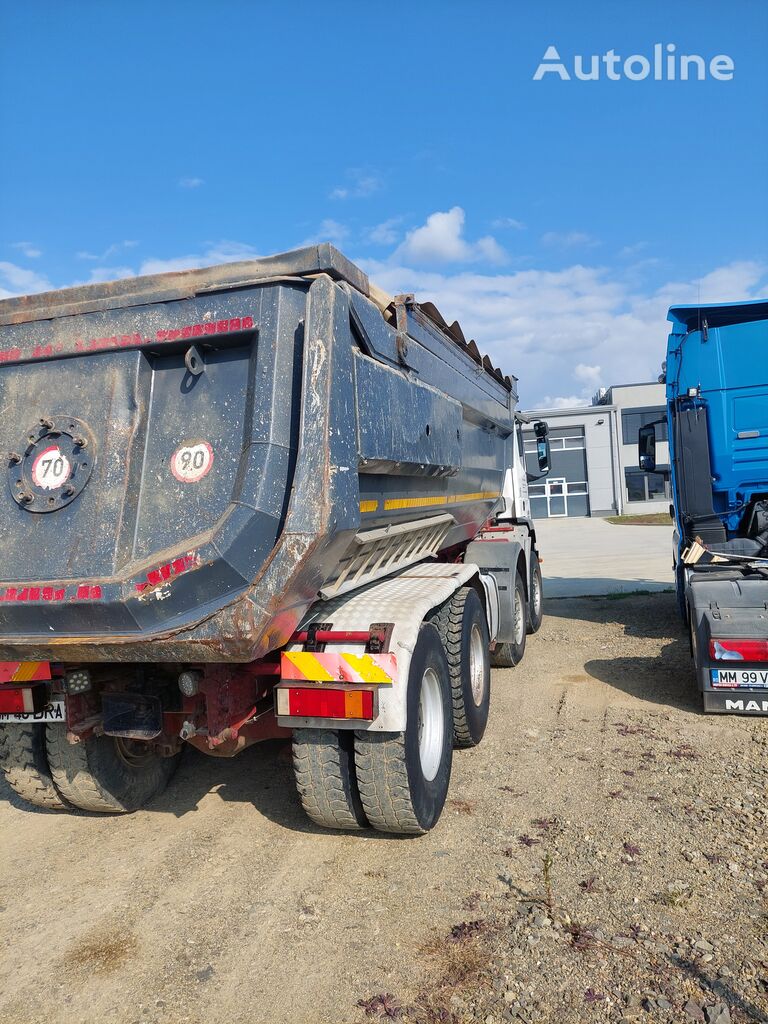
left=638, top=423, right=656, bottom=472
left=533, top=420, right=551, bottom=475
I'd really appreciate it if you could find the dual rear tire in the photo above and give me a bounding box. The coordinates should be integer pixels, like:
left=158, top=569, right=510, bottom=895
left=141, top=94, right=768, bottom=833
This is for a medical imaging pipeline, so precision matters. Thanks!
left=293, top=588, right=492, bottom=835
left=0, top=724, right=179, bottom=814
left=46, top=730, right=180, bottom=813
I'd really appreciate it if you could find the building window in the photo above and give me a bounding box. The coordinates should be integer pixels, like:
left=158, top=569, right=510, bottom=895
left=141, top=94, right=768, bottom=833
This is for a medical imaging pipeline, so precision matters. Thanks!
left=624, top=466, right=670, bottom=502
left=621, top=407, right=668, bottom=445
left=524, top=431, right=585, bottom=453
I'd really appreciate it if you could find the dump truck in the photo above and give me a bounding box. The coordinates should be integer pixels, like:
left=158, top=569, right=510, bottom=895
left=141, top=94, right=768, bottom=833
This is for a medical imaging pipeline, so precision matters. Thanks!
left=639, top=299, right=768, bottom=715
left=0, top=245, right=550, bottom=832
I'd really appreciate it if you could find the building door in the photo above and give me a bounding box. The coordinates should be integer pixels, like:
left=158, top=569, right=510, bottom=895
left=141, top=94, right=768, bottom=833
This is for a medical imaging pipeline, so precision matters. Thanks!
left=525, top=426, right=591, bottom=518
left=546, top=477, right=567, bottom=517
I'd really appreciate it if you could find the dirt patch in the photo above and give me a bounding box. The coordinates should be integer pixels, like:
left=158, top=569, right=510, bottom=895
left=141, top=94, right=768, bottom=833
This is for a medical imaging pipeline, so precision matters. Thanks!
left=64, top=929, right=139, bottom=975
left=0, top=593, right=765, bottom=1024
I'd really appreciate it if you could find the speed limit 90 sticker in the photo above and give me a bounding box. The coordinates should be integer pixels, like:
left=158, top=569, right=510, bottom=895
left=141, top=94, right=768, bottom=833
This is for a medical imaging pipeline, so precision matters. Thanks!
left=170, top=441, right=214, bottom=483
left=31, top=446, right=72, bottom=490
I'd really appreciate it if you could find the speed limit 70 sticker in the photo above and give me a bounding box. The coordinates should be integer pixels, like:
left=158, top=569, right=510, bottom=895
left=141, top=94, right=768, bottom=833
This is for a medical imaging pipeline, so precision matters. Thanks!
left=170, top=441, right=214, bottom=483
left=31, top=446, right=72, bottom=490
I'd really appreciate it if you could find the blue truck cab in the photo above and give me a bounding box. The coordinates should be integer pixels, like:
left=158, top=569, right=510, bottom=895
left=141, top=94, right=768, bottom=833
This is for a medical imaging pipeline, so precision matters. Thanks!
left=641, top=299, right=768, bottom=714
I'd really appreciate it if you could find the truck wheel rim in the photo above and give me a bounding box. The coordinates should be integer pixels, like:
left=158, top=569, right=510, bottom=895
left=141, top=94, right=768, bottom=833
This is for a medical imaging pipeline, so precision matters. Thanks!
left=469, top=623, right=486, bottom=706
left=417, top=667, right=444, bottom=782
left=514, top=590, right=525, bottom=644
left=532, top=572, right=541, bottom=616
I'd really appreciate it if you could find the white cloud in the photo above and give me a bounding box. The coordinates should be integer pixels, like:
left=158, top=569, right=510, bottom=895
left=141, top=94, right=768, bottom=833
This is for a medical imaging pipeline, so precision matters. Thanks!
left=82, top=266, right=136, bottom=283
left=541, top=230, right=600, bottom=249
left=0, top=262, right=52, bottom=298
left=475, top=235, right=508, bottom=264
left=538, top=395, right=590, bottom=409
left=139, top=240, right=260, bottom=275
left=11, top=241, right=42, bottom=259
left=574, top=363, right=602, bottom=386
left=330, top=170, right=382, bottom=200
left=179, top=177, right=204, bottom=189
left=491, top=217, right=526, bottom=231
left=361, top=256, right=768, bottom=407
left=77, top=240, right=139, bottom=261
left=395, top=207, right=507, bottom=266
left=5, top=224, right=764, bottom=414
left=619, top=241, right=648, bottom=258
left=367, top=217, right=403, bottom=246
left=299, top=219, right=349, bottom=247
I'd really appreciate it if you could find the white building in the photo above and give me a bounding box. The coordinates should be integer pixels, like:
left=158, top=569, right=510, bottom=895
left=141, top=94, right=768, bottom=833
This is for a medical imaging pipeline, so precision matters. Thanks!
left=523, top=380, right=670, bottom=519
left=598, top=382, right=671, bottom=513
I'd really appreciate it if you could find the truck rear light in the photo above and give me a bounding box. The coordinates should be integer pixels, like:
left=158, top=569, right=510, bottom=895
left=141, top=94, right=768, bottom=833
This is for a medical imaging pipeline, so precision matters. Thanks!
left=275, top=687, right=374, bottom=720
left=0, top=684, right=47, bottom=714
left=709, top=638, right=768, bottom=662
left=178, top=670, right=202, bottom=697
left=64, top=668, right=92, bottom=694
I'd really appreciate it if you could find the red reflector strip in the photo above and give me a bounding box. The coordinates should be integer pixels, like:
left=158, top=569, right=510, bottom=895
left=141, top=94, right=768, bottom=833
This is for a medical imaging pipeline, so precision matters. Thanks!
left=284, top=688, right=374, bottom=720
left=709, top=638, right=768, bottom=662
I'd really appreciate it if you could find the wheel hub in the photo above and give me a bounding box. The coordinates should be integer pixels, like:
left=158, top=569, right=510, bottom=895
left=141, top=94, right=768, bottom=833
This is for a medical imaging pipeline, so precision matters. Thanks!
left=469, top=623, right=486, bottom=706
left=417, top=667, right=444, bottom=782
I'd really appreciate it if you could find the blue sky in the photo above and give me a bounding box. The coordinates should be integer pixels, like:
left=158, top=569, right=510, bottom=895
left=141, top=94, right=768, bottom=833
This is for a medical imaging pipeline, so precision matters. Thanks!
left=1, top=0, right=766, bottom=405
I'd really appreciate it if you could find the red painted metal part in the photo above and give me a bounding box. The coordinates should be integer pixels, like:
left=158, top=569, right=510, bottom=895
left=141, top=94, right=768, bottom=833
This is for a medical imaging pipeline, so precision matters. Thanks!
left=177, top=659, right=287, bottom=755
left=290, top=629, right=373, bottom=645
left=185, top=708, right=289, bottom=756
left=0, top=661, right=52, bottom=683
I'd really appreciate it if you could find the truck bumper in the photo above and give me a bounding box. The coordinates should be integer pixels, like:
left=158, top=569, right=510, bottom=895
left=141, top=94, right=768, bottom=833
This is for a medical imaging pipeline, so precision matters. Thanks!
left=703, top=690, right=768, bottom=714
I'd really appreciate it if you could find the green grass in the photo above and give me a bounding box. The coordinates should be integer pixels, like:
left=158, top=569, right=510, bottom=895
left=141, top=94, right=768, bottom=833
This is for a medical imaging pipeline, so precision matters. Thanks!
left=605, top=513, right=672, bottom=526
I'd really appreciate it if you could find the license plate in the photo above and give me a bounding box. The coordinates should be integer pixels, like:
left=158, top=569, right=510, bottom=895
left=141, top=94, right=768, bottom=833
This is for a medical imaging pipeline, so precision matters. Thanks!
left=0, top=701, right=65, bottom=724
left=711, top=669, right=768, bottom=688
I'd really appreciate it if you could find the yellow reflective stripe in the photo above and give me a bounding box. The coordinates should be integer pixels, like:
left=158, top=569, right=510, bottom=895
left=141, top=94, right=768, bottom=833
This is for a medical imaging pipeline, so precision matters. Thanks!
left=453, top=490, right=501, bottom=503
left=341, top=653, right=393, bottom=683
left=383, top=490, right=500, bottom=512
left=282, top=652, right=335, bottom=682
left=359, top=499, right=379, bottom=513
left=12, top=662, right=43, bottom=682
left=384, top=495, right=446, bottom=511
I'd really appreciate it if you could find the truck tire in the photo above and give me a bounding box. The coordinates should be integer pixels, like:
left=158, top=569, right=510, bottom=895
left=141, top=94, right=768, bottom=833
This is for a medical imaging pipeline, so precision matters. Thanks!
left=46, top=730, right=179, bottom=813
left=292, top=729, right=368, bottom=830
left=0, top=725, right=69, bottom=811
left=490, top=571, right=527, bottom=668
left=354, top=623, right=452, bottom=834
left=527, top=553, right=544, bottom=634
left=430, top=587, right=490, bottom=748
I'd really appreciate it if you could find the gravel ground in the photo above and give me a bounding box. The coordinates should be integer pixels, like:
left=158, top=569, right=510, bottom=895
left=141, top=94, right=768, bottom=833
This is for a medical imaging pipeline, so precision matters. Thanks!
left=0, top=593, right=766, bottom=1024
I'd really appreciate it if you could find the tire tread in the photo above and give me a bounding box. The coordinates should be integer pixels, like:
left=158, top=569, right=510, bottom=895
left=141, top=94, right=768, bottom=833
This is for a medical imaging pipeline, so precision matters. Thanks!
left=431, top=588, right=483, bottom=747
left=46, top=728, right=177, bottom=814
left=353, top=731, right=424, bottom=834
left=292, top=730, right=367, bottom=830
left=0, top=725, right=68, bottom=811
left=46, top=726, right=124, bottom=812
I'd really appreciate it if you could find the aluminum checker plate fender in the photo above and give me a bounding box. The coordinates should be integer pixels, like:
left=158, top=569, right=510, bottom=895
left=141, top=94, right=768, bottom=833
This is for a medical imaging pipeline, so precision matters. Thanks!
left=276, top=561, right=481, bottom=732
